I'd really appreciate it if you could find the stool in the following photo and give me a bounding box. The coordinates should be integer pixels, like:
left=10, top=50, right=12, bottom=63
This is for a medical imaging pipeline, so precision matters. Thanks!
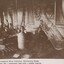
left=0, top=39, right=3, bottom=44
left=0, top=45, right=5, bottom=58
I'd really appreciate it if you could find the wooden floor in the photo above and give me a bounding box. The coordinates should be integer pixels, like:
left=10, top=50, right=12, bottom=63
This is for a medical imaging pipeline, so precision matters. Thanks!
left=1, top=31, right=64, bottom=59
left=25, top=32, right=64, bottom=59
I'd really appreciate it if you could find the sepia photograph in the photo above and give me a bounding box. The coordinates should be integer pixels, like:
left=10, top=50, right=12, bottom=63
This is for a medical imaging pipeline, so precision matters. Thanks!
left=0, top=0, right=64, bottom=59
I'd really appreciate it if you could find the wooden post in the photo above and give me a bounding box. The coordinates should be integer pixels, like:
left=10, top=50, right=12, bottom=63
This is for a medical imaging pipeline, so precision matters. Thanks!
left=16, top=0, right=18, bottom=28
left=54, top=0, right=56, bottom=25
left=56, top=0, right=63, bottom=25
